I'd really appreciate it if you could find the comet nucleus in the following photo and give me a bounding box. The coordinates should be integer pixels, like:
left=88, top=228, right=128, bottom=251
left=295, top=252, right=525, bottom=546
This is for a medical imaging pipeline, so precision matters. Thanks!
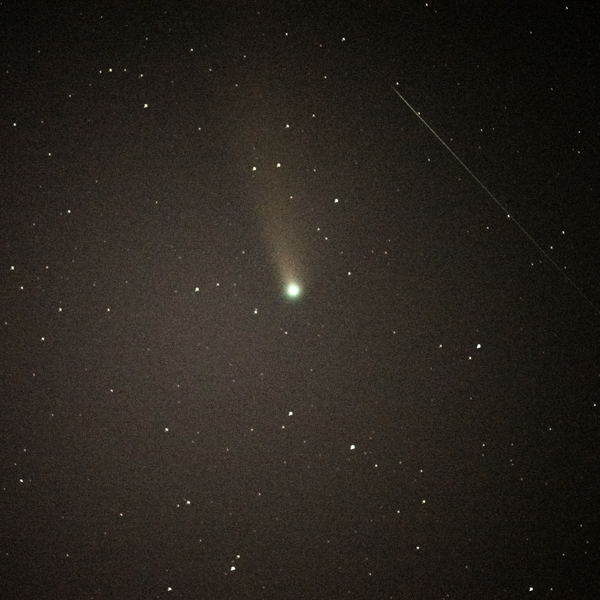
left=285, top=282, right=301, bottom=299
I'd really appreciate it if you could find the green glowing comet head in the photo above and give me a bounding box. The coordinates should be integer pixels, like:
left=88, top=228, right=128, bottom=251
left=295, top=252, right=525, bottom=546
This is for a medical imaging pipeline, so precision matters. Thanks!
left=285, top=282, right=302, bottom=299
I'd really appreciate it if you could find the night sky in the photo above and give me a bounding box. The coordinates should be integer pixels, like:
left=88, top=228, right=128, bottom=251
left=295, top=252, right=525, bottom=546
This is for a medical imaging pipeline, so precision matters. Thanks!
left=2, top=2, right=600, bottom=598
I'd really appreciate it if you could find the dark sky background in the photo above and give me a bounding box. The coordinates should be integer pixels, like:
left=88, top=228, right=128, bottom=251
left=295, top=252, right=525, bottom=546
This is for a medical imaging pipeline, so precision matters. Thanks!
left=2, top=2, right=600, bottom=598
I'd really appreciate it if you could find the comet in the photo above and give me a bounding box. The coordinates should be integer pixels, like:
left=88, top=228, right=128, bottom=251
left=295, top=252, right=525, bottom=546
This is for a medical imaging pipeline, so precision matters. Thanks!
left=285, top=282, right=301, bottom=299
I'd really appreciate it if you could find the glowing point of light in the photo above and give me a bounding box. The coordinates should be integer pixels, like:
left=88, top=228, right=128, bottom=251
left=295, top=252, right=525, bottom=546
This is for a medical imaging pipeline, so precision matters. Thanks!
left=286, top=283, right=301, bottom=298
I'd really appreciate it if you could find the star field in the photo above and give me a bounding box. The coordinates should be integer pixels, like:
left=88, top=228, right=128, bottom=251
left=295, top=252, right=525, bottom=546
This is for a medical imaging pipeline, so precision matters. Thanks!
left=2, top=2, right=600, bottom=599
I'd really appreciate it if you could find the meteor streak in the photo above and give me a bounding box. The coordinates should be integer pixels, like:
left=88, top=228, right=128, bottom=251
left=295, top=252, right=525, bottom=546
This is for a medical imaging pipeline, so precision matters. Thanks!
left=391, top=86, right=599, bottom=316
